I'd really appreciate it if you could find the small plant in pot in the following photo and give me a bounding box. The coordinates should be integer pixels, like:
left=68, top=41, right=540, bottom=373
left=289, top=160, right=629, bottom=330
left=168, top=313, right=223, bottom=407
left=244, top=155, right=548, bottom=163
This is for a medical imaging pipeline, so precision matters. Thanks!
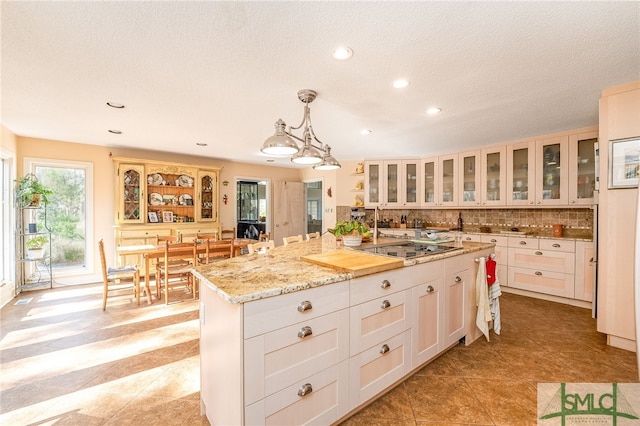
left=25, top=235, right=48, bottom=259
left=328, top=220, right=371, bottom=247
left=15, top=173, right=53, bottom=207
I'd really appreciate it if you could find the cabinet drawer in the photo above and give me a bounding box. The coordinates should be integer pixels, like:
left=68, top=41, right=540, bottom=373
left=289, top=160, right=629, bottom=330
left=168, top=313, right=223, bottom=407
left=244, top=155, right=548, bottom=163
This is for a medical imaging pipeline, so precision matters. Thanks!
left=119, top=228, right=171, bottom=239
left=244, top=309, right=349, bottom=405
left=461, top=233, right=482, bottom=242
left=349, top=329, right=411, bottom=408
left=508, top=236, right=539, bottom=249
left=410, top=260, right=444, bottom=286
left=244, top=281, right=349, bottom=338
left=245, top=360, right=349, bottom=426
left=480, top=234, right=509, bottom=247
left=508, top=248, right=575, bottom=273
left=508, top=266, right=575, bottom=298
left=350, top=289, right=411, bottom=355
left=351, top=268, right=411, bottom=306
left=539, top=238, right=575, bottom=253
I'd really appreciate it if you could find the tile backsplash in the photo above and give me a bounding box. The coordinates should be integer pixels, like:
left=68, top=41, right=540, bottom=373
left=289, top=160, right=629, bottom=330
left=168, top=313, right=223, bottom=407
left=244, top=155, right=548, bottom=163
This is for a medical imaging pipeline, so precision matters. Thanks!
left=336, top=206, right=593, bottom=238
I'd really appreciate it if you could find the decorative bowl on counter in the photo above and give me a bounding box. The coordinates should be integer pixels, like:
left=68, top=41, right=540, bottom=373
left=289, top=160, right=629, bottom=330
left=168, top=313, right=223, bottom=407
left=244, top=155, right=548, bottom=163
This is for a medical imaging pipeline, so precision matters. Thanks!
left=342, top=235, right=363, bottom=247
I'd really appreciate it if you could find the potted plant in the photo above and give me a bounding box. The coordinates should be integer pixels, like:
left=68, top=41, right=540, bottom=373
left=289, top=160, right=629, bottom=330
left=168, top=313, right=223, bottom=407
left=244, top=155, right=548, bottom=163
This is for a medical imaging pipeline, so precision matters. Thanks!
left=15, top=173, right=53, bottom=207
left=328, top=220, right=370, bottom=247
left=25, top=235, right=48, bottom=259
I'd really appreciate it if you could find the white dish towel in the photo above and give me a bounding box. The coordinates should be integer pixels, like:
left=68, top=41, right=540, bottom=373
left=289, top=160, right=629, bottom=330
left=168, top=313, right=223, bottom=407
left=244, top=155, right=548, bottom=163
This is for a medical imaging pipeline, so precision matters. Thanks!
left=475, top=257, right=492, bottom=342
left=488, top=280, right=502, bottom=335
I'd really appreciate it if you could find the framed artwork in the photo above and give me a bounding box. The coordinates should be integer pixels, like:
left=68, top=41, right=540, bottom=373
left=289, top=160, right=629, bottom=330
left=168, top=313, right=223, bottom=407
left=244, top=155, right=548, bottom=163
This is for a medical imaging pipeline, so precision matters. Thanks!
left=162, top=211, right=174, bottom=223
left=609, top=137, right=640, bottom=188
left=148, top=211, right=159, bottom=223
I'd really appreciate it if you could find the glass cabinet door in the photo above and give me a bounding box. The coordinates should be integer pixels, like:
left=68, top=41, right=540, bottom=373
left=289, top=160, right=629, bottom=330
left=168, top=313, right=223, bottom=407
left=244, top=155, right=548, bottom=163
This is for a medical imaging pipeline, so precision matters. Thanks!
left=421, top=158, right=438, bottom=206
left=481, top=147, right=506, bottom=206
left=569, top=131, right=597, bottom=205
left=536, top=136, right=568, bottom=205
left=507, top=141, right=536, bottom=206
left=364, top=161, right=381, bottom=207
left=439, top=154, right=457, bottom=206
left=403, top=161, right=419, bottom=207
left=118, top=164, right=144, bottom=223
left=198, top=170, right=218, bottom=222
left=459, top=151, right=480, bottom=206
left=385, top=162, right=399, bottom=205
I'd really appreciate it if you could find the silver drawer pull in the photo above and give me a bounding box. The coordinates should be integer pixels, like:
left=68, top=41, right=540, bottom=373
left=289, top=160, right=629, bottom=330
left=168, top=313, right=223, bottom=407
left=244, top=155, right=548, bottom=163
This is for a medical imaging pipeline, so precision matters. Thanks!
left=552, top=243, right=560, bottom=248
left=426, top=285, right=434, bottom=293
left=380, top=279, right=391, bottom=289
left=381, top=299, right=391, bottom=309
left=535, top=271, right=543, bottom=276
left=490, top=239, right=497, bottom=243
left=297, top=300, right=312, bottom=312
left=297, top=326, right=313, bottom=339
left=297, top=383, right=313, bottom=397
left=519, top=241, right=527, bottom=245
left=535, top=251, right=543, bottom=255
left=455, top=276, right=462, bottom=283
left=380, top=344, right=390, bottom=354
left=465, top=237, right=472, bottom=241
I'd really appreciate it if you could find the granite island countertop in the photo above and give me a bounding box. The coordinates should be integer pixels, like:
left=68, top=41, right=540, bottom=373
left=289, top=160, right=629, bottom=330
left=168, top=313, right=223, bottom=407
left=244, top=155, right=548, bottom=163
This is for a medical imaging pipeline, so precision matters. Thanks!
left=192, top=236, right=494, bottom=304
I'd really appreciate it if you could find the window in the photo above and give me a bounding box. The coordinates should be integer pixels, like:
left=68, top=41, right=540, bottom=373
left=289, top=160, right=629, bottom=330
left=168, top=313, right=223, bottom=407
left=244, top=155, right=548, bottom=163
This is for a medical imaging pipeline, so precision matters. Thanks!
left=0, top=149, right=14, bottom=287
left=25, top=158, right=94, bottom=277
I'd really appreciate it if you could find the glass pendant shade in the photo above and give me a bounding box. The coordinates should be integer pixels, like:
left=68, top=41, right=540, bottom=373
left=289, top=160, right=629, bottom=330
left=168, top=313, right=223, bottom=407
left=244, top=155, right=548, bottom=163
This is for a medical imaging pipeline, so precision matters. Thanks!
left=261, top=119, right=299, bottom=155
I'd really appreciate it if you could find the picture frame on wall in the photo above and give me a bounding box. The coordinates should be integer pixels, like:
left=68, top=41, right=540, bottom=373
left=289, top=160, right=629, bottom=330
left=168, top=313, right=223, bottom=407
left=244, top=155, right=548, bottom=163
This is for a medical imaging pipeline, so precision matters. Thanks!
left=162, top=211, right=173, bottom=223
left=148, top=211, right=158, bottom=223
left=609, top=137, right=640, bottom=188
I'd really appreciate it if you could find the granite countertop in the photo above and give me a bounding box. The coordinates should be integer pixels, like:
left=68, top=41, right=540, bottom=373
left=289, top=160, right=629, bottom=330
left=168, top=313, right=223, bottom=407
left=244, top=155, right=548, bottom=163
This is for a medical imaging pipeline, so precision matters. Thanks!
left=380, top=227, right=592, bottom=241
left=192, top=236, right=494, bottom=304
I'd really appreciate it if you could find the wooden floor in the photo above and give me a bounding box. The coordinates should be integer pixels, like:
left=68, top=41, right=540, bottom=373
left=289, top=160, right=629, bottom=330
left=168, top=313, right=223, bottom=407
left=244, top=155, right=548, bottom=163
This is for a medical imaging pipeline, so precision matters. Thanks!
left=0, top=282, right=637, bottom=425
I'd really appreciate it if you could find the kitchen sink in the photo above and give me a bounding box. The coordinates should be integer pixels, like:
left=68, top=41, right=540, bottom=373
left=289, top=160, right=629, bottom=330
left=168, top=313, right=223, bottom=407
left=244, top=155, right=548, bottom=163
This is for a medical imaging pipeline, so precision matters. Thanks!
left=360, top=241, right=462, bottom=259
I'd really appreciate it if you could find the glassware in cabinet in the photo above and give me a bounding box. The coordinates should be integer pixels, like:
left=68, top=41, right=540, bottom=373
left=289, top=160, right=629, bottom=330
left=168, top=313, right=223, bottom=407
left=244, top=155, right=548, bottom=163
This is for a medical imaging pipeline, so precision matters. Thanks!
left=118, top=164, right=144, bottom=223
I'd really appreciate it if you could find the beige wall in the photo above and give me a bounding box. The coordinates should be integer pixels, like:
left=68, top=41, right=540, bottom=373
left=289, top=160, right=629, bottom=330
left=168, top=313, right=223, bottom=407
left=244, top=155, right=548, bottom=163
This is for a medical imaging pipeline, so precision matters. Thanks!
left=597, top=81, right=640, bottom=351
left=1, top=126, right=18, bottom=307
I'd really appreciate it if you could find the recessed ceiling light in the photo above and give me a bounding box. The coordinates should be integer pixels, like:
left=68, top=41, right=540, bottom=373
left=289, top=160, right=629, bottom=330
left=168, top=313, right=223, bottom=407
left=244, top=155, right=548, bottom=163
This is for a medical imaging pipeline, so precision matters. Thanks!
left=392, top=79, right=410, bottom=89
left=426, top=107, right=442, bottom=115
left=333, top=47, right=353, bottom=60
left=108, top=129, right=122, bottom=134
left=196, top=142, right=208, bottom=147
left=106, top=102, right=125, bottom=109
left=360, top=129, right=372, bottom=135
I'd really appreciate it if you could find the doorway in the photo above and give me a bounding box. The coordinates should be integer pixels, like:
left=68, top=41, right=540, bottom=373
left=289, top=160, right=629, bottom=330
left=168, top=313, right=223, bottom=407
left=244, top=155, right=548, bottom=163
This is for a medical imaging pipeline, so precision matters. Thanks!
left=305, top=179, right=323, bottom=236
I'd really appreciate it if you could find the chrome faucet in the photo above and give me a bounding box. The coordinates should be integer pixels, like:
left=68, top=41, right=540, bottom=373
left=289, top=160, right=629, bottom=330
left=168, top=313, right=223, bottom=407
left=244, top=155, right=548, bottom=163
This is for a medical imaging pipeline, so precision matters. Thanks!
left=373, top=207, right=379, bottom=244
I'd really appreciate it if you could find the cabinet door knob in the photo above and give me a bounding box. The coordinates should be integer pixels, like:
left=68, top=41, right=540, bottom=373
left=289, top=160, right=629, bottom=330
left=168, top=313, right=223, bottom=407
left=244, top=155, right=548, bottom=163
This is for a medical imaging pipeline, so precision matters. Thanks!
left=570, top=200, right=576, bottom=204
left=535, top=251, right=543, bottom=255
left=297, top=383, right=313, bottom=397
left=519, top=241, right=527, bottom=245
left=297, top=300, right=312, bottom=312
left=535, top=271, right=543, bottom=276
left=380, top=299, right=391, bottom=309
left=426, top=285, right=434, bottom=293
left=552, top=243, right=560, bottom=248
left=465, top=237, right=472, bottom=241
left=380, top=344, right=390, bottom=354
left=297, top=326, right=313, bottom=339
left=455, top=276, right=462, bottom=283
left=490, top=239, right=497, bottom=243
left=380, top=279, right=391, bottom=289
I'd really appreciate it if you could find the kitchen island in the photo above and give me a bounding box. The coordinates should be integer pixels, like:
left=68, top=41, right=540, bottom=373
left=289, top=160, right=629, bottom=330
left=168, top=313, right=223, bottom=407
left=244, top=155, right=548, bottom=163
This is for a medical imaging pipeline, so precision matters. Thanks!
left=193, top=236, right=494, bottom=425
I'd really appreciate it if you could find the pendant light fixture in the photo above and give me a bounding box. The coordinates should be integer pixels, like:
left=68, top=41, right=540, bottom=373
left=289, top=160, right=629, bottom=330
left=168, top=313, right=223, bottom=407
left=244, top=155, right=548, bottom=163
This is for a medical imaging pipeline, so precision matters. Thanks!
left=261, top=89, right=341, bottom=170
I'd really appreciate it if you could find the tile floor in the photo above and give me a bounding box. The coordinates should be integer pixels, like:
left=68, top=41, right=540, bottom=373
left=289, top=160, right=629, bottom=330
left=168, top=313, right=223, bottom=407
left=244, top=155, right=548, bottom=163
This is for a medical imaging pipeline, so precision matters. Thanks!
left=0, top=283, right=637, bottom=425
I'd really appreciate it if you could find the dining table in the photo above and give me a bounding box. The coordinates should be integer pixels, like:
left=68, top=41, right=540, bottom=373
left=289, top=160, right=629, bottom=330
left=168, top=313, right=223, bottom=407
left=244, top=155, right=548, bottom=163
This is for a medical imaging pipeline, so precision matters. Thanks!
left=116, top=238, right=256, bottom=294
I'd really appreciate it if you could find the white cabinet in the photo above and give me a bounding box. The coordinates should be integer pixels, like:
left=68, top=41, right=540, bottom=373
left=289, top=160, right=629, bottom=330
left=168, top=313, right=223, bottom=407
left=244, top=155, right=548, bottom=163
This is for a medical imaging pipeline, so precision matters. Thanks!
left=506, top=140, right=536, bottom=206
left=459, top=150, right=481, bottom=207
left=535, top=136, right=569, bottom=205
left=409, top=261, right=444, bottom=367
left=481, top=146, right=506, bottom=206
left=574, top=241, right=595, bottom=302
left=568, top=130, right=597, bottom=205
left=364, top=160, right=420, bottom=208
left=438, top=154, right=458, bottom=206
left=480, top=234, right=508, bottom=286
left=420, top=157, right=438, bottom=207
left=444, top=269, right=467, bottom=346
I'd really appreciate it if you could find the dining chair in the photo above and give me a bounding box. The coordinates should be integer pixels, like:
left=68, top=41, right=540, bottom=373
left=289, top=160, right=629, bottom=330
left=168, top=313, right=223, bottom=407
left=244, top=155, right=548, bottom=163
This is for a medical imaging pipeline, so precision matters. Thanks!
left=282, top=235, right=303, bottom=245
left=156, top=240, right=198, bottom=304
left=156, top=234, right=181, bottom=244
left=247, top=240, right=275, bottom=254
left=306, top=232, right=320, bottom=240
left=220, top=227, right=236, bottom=240
left=196, top=232, right=218, bottom=242
left=258, top=231, right=271, bottom=242
left=198, top=238, right=233, bottom=264
left=99, top=239, right=147, bottom=310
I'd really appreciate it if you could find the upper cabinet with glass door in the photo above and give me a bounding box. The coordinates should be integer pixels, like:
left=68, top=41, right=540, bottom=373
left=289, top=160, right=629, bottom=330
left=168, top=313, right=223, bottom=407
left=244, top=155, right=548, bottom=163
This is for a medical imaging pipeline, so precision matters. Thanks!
left=535, top=136, right=569, bottom=205
left=364, top=159, right=419, bottom=208
left=481, top=147, right=506, bottom=206
left=117, top=164, right=145, bottom=224
left=401, top=160, right=420, bottom=208
left=364, top=161, right=382, bottom=207
left=420, top=157, right=439, bottom=207
left=568, top=130, right=597, bottom=205
left=458, top=151, right=480, bottom=207
left=438, top=154, right=458, bottom=207
left=197, top=170, right=219, bottom=222
left=506, top=141, right=536, bottom=206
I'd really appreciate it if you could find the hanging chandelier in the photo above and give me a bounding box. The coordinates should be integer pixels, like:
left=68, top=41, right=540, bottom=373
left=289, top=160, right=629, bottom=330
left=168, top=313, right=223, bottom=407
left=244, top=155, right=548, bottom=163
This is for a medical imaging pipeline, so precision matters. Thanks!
left=261, top=89, right=341, bottom=170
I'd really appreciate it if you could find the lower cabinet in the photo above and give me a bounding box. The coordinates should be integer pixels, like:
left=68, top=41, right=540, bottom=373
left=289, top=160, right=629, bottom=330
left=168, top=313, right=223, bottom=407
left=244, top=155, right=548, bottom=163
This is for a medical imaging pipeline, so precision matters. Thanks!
left=574, top=241, right=595, bottom=302
left=444, top=268, right=467, bottom=346
left=411, top=279, right=443, bottom=367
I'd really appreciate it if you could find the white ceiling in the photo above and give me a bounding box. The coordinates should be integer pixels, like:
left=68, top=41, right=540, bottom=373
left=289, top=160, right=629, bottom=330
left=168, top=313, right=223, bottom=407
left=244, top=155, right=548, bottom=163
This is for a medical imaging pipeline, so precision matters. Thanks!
left=2, top=1, right=639, bottom=168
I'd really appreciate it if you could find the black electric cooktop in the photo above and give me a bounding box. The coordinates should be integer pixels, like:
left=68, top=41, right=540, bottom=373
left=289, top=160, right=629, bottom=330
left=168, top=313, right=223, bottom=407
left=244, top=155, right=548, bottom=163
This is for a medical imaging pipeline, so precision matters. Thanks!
left=362, top=242, right=462, bottom=259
